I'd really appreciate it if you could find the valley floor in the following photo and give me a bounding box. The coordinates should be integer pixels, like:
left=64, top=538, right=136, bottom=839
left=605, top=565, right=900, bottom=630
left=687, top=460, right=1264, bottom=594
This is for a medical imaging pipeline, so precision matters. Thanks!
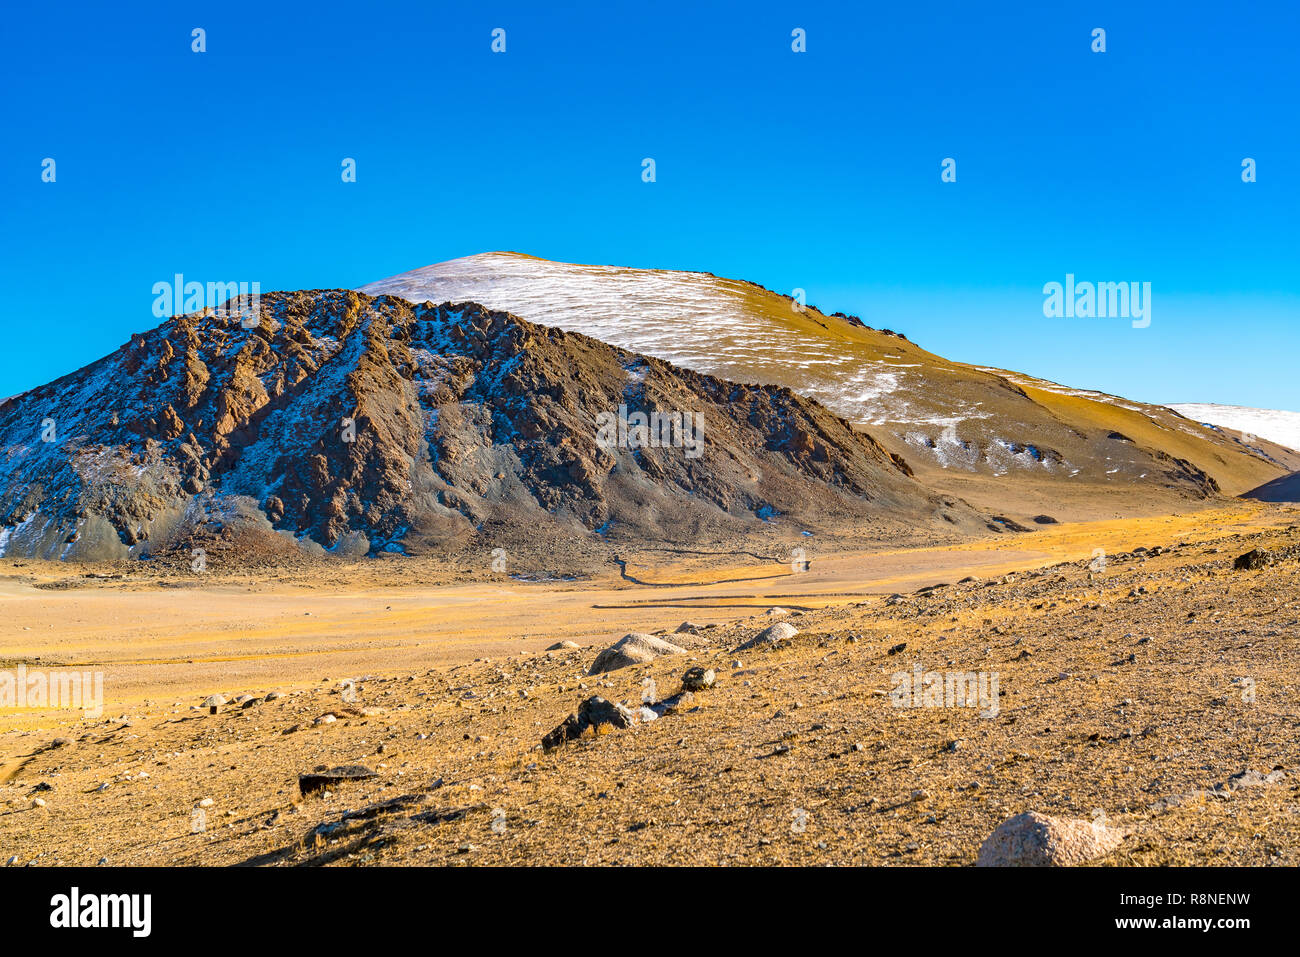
left=2, top=502, right=1299, bottom=865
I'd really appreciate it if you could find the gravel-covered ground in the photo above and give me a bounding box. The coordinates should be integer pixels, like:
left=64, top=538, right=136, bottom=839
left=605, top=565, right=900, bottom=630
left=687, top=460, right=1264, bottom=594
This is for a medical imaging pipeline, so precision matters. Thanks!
left=3, top=512, right=1299, bottom=866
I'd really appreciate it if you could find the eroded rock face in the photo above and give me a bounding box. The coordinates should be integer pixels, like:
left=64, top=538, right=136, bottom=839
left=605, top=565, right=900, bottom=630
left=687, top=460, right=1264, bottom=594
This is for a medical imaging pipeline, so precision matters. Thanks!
left=588, top=633, right=687, bottom=674
left=976, top=811, right=1126, bottom=867
left=0, top=290, right=985, bottom=563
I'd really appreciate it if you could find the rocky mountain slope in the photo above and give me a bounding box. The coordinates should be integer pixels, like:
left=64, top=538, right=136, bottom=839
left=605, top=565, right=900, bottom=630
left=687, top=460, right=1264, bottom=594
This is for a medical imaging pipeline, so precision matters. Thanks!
left=362, top=254, right=1299, bottom=518
left=0, top=291, right=989, bottom=562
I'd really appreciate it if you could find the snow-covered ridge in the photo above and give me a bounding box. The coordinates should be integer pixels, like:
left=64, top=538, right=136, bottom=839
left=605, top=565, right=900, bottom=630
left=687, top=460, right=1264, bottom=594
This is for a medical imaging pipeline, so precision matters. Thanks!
left=358, top=254, right=1287, bottom=493
left=1167, top=404, right=1300, bottom=453
left=360, top=252, right=925, bottom=427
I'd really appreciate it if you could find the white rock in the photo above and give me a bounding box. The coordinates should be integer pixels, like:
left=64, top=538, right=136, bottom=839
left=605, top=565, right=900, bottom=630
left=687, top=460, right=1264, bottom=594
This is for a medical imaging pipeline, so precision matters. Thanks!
left=977, top=811, right=1126, bottom=866
left=588, top=633, right=687, bottom=674
left=739, top=621, right=798, bottom=650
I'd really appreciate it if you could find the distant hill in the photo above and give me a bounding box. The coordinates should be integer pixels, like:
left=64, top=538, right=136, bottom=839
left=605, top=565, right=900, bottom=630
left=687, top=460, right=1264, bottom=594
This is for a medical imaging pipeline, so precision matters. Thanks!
left=363, top=253, right=1296, bottom=519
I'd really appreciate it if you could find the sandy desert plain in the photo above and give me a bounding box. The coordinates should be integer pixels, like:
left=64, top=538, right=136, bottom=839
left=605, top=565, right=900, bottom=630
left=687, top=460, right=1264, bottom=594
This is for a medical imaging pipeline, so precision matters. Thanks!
left=2, top=499, right=1300, bottom=867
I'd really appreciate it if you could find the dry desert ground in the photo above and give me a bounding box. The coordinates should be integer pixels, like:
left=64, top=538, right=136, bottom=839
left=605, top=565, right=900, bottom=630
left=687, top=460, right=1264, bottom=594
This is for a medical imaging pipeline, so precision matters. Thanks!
left=2, top=502, right=1299, bottom=866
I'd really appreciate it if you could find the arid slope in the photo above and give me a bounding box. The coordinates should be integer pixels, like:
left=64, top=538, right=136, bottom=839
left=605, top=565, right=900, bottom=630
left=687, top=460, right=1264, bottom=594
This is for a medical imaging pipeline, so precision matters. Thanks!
left=363, top=253, right=1298, bottom=519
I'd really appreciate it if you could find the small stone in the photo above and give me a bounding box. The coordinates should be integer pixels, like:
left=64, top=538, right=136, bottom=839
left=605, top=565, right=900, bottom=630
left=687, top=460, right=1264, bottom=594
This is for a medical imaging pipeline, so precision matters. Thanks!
left=681, top=667, right=715, bottom=691
left=199, top=798, right=214, bottom=808
left=1227, top=769, right=1286, bottom=790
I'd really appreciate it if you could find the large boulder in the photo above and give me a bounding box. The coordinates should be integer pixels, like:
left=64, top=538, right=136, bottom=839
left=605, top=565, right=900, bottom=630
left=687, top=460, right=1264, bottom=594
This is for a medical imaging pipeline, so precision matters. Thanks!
left=588, top=633, right=686, bottom=674
left=738, top=621, right=798, bottom=650
left=542, top=696, right=639, bottom=751
left=976, top=811, right=1126, bottom=866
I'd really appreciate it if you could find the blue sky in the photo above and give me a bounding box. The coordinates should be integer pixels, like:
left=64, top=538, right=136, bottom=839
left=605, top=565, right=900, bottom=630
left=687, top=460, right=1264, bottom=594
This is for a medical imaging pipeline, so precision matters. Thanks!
left=2, top=0, right=1296, bottom=408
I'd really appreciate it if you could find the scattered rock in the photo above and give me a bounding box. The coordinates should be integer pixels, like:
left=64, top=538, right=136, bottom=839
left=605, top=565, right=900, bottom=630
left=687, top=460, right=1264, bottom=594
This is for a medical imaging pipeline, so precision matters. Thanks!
left=588, top=633, right=687, bottom=674
left=546, top=640, right=580, bottom=651
left=1233, top=549, right=1271, bottom=571
left=542, top=696, right=638, bottom=750
left=1231, top=545, right=1300, bottom=571
left=682, top=667, right=715, bottom=691
left=1226, top=768, right=1286, bottom=790
left=738, top=621, right=797, bottom=650
left=976, top=811, right=1126, bottom=866
left=299, top=765, right=379, bottom=796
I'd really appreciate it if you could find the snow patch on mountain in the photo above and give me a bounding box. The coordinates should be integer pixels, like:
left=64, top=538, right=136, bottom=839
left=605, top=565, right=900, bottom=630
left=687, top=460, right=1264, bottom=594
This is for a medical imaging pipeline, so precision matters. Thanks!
left=1167, top=404, right=1300, bottom=453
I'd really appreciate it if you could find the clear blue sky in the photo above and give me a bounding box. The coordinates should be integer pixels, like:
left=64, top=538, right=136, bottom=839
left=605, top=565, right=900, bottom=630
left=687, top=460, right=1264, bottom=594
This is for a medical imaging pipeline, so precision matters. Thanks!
left=2, top=0, right=1296, bottom=408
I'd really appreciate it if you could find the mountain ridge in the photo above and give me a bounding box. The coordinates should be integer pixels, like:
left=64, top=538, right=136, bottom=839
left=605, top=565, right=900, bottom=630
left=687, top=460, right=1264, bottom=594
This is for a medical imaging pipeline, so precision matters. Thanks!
left=0, top=289, right=989, bottom=563
left=362, top=252, right=1298, bottom=517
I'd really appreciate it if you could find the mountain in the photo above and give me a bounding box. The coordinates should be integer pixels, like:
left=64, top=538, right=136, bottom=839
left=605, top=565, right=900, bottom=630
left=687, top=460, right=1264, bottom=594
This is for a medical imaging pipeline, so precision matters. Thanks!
left=0, top=290, right=990, bottom=563
left=362, top=253, right=1299, bottom=519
